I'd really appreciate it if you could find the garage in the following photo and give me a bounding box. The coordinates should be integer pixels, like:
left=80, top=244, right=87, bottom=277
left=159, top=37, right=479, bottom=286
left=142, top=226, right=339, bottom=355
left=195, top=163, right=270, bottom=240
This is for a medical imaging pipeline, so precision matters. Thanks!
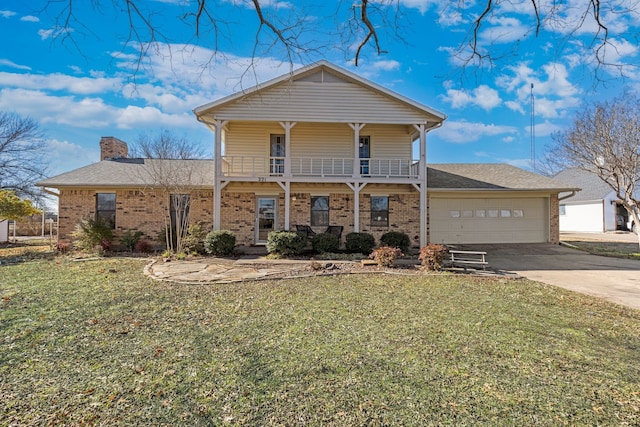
left=426, top=164, right=578, bottom=245
left=429, top=196, right=549, bottom=244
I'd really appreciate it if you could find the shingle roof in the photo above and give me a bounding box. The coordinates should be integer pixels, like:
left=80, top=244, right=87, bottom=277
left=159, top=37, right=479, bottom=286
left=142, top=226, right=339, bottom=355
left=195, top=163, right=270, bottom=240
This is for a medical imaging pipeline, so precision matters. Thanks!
left=36, top=158, right=214, bottom=188
left=38, top=160, right=576, bottom=193
left=427, top=164, right=578, bottom=192
left=552, top=168, right=613, bottom=202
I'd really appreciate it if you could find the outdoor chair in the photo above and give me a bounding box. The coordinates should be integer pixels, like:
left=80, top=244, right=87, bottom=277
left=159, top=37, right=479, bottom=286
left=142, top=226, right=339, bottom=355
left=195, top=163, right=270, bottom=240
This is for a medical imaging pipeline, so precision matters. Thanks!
left=325, top=225, right=343, bottom=240
left=295, top=224, right=316, bottom=239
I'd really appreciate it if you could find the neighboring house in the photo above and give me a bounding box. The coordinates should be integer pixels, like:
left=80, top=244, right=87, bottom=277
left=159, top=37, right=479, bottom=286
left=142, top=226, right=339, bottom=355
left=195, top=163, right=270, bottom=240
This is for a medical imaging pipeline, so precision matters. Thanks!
left=38, top=61, right=576, bottom=247
left=0, top=220, right=8, bottom=243
left=554, top=168, right=632, bottom=233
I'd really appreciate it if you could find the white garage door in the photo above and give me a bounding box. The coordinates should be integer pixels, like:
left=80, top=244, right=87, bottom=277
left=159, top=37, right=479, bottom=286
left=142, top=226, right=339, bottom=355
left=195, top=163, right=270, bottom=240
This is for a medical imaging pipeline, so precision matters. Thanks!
left=430, top=197, right=548, bottom=244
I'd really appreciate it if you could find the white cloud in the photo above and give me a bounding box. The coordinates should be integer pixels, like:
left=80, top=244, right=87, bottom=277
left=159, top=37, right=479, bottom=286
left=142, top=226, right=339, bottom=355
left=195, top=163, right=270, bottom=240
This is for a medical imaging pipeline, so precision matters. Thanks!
left=480, top=16, right=530, bottom=44
left=436, top=120, right=518, bottom=144
left=399, top=0, right=439, bottom=14
left=46, top=139, right=98, bottom=175
left=0, top=10, right=16, bottom=18
left=441, top=83, right=501, bottom=111
left=20, top=15, right=39, bottom=23
left=0, top=72, right=123, bottom=94
left=530, top=120, right=563, bottom=137
left=0, top=59, right=31, bottom=71
left=37, top=26, right=71, bottom=40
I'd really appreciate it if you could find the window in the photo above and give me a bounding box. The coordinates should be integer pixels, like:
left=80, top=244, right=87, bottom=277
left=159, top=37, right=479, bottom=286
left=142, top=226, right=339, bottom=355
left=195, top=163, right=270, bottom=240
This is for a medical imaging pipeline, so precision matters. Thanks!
left=96, top=193, right=116, bottom=229
left=513, top=209, right=524, bottom=218
left=270, top=134, right=285, bottom=175
left=359, top=136, right=370, bottom=175
left=476, top=209, right=486, bottom=218
left=501, top=209, right=512, bottom=217
left=371, top=196, right=389, bottom=227
left=311, top=196, right=329, bottom=226
left=559, top=205, right=566, bottom=215
left=170, top=194, right=191, bottom=231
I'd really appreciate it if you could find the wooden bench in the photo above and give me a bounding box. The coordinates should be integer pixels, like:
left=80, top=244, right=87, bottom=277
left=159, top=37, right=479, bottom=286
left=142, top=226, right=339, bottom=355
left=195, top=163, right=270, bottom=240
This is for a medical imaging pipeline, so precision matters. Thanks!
left=448, top=250, right=488, bottom=270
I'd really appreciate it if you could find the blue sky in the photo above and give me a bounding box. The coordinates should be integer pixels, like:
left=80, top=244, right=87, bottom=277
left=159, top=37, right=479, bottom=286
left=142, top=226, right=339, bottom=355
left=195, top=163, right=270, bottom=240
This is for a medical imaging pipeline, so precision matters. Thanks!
left=2, top=0, right=640, bottom=178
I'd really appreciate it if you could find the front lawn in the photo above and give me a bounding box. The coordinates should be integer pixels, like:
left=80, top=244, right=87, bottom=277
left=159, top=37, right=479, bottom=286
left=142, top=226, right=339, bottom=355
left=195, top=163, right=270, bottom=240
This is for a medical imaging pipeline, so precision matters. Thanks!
left=1, top=257, right=639, bottom=425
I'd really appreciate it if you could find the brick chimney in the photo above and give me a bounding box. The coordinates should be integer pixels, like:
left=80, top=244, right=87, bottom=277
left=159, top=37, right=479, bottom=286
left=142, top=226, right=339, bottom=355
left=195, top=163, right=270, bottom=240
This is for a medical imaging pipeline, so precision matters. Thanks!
left=99, top=136, right=129, bottom=161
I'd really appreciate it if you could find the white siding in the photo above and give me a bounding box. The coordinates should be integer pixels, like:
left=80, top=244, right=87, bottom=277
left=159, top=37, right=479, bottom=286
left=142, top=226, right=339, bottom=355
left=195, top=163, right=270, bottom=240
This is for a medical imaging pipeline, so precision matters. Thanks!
left=0, top=220, right=7, bottom=243
left=560, top=201, right=604, bottom=232
left=225, top=122, right=413, bottom=160
left=210, top=81, right=439, bottom=124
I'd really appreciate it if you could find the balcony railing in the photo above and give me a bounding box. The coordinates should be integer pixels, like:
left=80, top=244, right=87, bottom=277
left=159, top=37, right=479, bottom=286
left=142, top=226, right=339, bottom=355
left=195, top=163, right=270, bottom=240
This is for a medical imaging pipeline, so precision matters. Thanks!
left=220, top=156, right=421, bottom=179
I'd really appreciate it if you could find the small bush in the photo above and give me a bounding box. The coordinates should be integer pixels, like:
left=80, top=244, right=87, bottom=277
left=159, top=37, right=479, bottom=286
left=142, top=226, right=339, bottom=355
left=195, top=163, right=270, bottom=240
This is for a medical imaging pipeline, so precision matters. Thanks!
left=380, top=231, right=411, bottom=253
left=135, top=239, right=154, bottom=254
left=419, top=244, right=448, bottom=271
left=311, top=232, right=340, bottom=254
left=183, top=222, right=209, bottom=255
left=345, top=232, right=376, bottom=254
left=204, top=230, right=236, bottom=256
left=121, top=230, right=144, bottom=252
left=71, top=216, right=114, bottom=252
left=369, top=246, right=403, bottom=267
left=266, top=231, right=306, bottom=257
left=56, top=242, right=71, bottom=254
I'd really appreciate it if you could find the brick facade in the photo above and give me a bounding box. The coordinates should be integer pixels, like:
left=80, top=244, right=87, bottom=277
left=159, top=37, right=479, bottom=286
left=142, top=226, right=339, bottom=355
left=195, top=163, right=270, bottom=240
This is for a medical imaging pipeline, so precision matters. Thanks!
left=549, top=193, right=559, bottom=244
left=99, top=136, right=128, bottom=161
left=58, top=188, right=213, bottom=245
left=57, top=187, right=561, bottom=248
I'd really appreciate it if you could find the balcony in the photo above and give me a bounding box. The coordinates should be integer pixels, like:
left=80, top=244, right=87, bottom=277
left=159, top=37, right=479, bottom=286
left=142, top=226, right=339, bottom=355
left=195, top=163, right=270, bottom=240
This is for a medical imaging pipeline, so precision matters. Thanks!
left=220, top=156, right=421, bottom=179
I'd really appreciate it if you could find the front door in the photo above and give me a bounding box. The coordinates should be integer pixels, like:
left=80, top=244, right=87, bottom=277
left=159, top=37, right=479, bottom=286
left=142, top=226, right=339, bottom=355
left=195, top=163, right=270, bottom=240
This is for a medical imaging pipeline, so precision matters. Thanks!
left=256, top=197, right=277, bottom=243
left=359, top=136, right=370, bottom=175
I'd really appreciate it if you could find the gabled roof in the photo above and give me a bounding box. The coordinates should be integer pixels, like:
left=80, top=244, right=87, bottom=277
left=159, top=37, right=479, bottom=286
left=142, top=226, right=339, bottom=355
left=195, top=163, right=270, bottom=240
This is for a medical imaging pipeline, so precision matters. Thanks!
left=37, top=158, right=214, bottom=188
left=428, top=164, right=578, bottom=192
left=193, top=60, right=446, bottom=124
left=553, top=168, right=614, bottom=202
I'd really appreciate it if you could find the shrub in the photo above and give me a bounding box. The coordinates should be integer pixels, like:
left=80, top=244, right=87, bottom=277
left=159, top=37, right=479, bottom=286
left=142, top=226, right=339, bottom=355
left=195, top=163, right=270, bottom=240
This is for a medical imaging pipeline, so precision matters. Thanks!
left=71, top=216, right=114, bottom=252
left=266, top=231, right=306, bottom=257
left=135, top=239, right=154, bottom=254
left=369, top=246, right=403, bottom=267
left=56, top=242, right=71, bottom=254
left=204, top=230, right=236, bottom=256
left=380, top=231, right=411, bottom=253
left=182, top=222, right=209, bottom=255
left=419, top=244, right=448, bottom=271
left=345, top=232, right=376, bottom=254
left=311, top=232, right=340, bottom=254
left=121, top=230, right=144, bottom=252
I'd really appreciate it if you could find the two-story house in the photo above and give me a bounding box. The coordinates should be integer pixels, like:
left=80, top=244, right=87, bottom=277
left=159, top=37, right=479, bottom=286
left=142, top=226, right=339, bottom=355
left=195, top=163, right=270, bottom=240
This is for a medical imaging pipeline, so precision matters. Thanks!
left=38, top=61, right=575, bottom=247
left=192, top=60, right=445, bottom=247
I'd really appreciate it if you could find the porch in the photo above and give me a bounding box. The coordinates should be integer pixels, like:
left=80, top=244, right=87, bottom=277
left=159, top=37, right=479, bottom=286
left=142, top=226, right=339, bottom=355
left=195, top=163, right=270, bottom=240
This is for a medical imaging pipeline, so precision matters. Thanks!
left=220, top=156, right=421, bottom=179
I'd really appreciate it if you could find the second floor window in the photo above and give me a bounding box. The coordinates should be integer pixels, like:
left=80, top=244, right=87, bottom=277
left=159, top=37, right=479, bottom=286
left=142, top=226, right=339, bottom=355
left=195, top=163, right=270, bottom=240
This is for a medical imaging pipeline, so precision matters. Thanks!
left=311, top=196, right=329, bottom=226
left=359, top=136, right=370, bottom=175
left=371, top=196, right=389, bottom=227
left=270, top=134, right=285, bottom=175
left=96, top=193, right=116, bottom=229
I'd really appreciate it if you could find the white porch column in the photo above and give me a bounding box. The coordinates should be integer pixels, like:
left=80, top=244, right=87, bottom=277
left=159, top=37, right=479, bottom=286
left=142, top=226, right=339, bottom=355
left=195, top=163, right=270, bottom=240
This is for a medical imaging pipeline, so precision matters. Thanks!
left=413, top=124, right=427, bottom=180
left=347, top=182, right=367, bottom=232
left=277, top=181, right=291, bottom=230
left=349, top=123, right=366, bottom=178
left=413, top=183, right=427, bottom=247
left=279, top=121, right=296, bottom=178
left=213, top=119, right=228, bottom=230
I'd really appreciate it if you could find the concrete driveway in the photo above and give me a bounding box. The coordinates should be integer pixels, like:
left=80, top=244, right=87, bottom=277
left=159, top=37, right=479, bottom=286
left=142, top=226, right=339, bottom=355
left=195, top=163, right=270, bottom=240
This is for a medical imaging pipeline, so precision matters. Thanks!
left=478, top=242, right=640, bottom=310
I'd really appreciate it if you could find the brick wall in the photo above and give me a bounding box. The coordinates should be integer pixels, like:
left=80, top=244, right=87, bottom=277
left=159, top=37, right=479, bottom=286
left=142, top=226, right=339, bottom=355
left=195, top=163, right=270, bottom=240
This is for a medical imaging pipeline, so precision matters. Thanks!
left=99, top=137, right=128, bottom=161
left=359, top=193, right=421, bottom=247
left=550, top=194, right=559, bottom=244
left=219, top=192, right=255, bottom=245
left=58, top=188, right=214, bottom=245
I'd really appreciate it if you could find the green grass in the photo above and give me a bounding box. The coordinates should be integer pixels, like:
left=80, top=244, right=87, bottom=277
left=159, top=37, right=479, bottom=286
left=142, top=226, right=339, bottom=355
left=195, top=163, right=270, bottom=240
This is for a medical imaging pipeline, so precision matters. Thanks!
left=1, top=257, right=639, bottom=426
left=563, top=240, right=640, bottom=260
